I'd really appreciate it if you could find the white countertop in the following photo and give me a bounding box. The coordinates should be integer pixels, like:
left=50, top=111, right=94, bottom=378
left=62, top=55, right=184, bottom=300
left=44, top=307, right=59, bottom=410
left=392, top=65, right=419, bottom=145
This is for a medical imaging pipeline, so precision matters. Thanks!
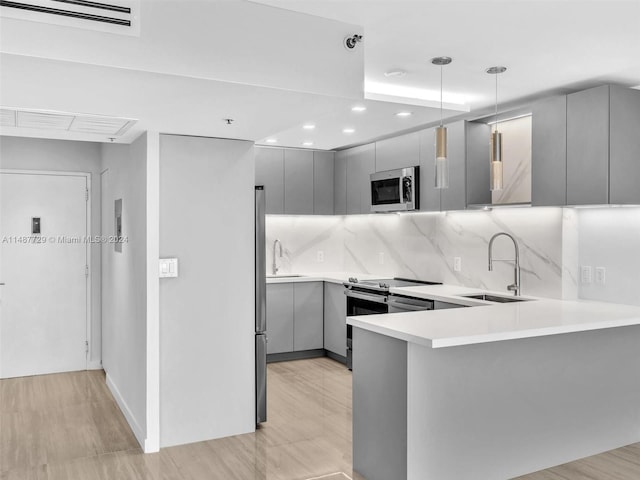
left=266, top=271, right=382, bottom=285
left=349, top=284, right=640, bottom=348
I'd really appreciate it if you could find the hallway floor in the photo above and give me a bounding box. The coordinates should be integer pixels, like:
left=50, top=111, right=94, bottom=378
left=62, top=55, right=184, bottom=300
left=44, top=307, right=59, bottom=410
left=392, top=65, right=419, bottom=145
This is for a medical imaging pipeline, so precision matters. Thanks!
left=1, top=357, right=639, bottom=479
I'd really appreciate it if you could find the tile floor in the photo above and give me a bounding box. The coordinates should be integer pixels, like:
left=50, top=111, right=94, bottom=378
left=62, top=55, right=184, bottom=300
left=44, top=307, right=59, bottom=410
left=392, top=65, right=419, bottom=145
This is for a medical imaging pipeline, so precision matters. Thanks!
left=1, top=357, right=639, bottom=479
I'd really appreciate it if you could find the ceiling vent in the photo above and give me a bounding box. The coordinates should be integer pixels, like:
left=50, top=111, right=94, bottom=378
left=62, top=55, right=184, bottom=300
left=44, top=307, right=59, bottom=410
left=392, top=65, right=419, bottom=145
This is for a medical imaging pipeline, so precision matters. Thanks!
left=1, top=107, right=137, bottom=136
left=0, top=0, right=140, bottom=36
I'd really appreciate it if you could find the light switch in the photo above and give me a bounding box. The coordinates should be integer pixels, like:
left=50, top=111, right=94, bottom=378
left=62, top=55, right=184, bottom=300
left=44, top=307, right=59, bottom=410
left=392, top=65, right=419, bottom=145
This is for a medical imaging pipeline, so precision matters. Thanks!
left=159, top=258, right=178, bottom=278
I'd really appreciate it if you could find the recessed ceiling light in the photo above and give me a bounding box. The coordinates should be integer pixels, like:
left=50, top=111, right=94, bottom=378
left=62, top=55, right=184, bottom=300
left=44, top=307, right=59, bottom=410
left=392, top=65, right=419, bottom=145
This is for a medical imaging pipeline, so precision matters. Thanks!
left=303, top=124, right=316, bottom=130
left=266, top=138, right=278, bottom=143
left=396, top=111, right=413, bottom=117
left=384, top=70, right=406, bottom=78
left=351, top=106, right=367, bottom=112
left=302, top=141, right=314, bottom=147
left=343, top=128, right=355, bottom=134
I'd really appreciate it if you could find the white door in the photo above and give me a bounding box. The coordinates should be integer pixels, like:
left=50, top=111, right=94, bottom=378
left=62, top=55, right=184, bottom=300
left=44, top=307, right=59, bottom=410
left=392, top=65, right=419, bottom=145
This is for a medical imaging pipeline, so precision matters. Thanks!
left=0, top=171, right=88, bottom=378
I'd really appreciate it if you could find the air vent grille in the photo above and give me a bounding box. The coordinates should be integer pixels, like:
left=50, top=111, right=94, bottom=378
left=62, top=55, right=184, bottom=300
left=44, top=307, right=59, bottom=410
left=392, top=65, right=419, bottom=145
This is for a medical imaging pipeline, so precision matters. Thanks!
left=0, top=0, right=139, bottom=35
left=1, top=107, right=137, bottom=136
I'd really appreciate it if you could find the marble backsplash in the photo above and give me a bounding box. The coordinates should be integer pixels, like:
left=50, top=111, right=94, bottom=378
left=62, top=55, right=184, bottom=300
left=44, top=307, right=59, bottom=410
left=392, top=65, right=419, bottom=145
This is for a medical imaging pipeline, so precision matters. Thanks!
left=267, top=207, right=570, bottom=299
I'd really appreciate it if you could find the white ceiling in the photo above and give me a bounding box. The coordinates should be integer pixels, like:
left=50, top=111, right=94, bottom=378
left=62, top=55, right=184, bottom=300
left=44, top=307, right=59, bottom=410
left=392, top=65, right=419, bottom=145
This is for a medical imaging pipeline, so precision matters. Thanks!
left=253, top=0, right=640, bottom=110
left=1, top=0, right=639, bottom=150
left=260, top=0, right=640, bottom=149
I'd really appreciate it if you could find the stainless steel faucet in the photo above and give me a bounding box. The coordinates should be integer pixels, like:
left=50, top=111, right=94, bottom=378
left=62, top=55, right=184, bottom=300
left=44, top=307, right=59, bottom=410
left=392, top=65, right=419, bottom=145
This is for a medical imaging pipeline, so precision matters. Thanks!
left=272, top=239, right=283, bottom=275
left=488, top=232, right=521, bottom=296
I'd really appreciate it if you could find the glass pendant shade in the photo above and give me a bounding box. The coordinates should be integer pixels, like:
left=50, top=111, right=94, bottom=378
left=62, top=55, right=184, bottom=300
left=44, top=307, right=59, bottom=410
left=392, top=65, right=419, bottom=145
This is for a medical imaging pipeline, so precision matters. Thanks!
left=435, top=126, right=449, bottom=189
left=490, top=130, right=503, bottom=191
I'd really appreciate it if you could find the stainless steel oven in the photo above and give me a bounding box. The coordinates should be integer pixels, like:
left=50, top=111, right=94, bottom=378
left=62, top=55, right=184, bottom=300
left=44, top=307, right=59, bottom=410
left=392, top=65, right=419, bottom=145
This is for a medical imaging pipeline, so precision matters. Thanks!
left=344, top=277, right=441, bottom=369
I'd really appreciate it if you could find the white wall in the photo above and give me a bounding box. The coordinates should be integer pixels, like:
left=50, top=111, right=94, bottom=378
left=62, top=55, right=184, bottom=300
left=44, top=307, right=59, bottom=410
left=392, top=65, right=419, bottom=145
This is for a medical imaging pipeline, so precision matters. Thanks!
left=0, top=136, right=103, bottom=367
left=578, top=207, right=640, bottom=305
left=159, top=134, right=255, bottom=447
left=100, top=134, right=148, bottom=448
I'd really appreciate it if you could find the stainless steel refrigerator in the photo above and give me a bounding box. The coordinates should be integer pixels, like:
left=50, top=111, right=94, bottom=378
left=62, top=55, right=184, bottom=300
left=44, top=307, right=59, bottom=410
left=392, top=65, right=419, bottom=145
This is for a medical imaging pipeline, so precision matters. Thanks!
left=255, top=186, right=267, bottom=424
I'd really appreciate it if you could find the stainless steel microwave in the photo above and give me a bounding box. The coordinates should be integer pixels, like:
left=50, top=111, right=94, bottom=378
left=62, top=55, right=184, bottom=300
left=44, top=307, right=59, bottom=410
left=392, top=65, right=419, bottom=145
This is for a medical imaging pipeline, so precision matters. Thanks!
left=370, top=166, right=419, bottom=212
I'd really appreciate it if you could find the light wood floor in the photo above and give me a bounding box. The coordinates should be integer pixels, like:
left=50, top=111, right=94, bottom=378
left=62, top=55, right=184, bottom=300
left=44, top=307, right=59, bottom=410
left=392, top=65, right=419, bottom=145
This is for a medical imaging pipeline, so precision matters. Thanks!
left=1, top=357, right=639, bottom=480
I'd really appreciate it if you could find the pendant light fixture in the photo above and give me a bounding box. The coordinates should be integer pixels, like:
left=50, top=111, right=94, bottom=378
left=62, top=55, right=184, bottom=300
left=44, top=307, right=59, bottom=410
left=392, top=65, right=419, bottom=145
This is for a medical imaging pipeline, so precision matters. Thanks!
left=431, top=56, right=452, bottom=189
left=486, top=66, right=507, bottom=191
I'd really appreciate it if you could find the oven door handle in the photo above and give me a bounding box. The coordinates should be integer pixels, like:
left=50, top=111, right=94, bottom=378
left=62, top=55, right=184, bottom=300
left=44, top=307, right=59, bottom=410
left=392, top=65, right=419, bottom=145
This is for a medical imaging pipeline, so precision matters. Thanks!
left=344, top=290, right=388, bottom=304
left=387, top=297, right=433, bottom=311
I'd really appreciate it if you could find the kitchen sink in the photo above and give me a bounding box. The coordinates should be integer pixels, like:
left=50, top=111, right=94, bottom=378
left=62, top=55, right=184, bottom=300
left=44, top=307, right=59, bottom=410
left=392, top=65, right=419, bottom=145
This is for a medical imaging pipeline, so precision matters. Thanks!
left=461, top=293, right=530, bottom=303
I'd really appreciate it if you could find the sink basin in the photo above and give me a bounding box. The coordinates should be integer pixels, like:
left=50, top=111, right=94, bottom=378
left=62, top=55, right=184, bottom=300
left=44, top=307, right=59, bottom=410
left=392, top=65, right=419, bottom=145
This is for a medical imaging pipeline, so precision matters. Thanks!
left=461, top=293, right=530, bottom=303
left=267, top=274, right=304, bottom=278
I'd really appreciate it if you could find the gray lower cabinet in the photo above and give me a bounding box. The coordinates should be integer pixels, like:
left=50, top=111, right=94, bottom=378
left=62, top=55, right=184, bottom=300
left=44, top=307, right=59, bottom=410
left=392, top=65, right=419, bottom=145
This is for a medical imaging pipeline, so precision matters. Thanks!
left=313, top=151, right=335, bottom=215
left=255, top=147, right=284, bottom=214
left=532, top=95, right=567, bottom=206
left=323, top=282, right=347, bottom=358
left=266, top=283, right=294, bottom=354
left=266, top=282, right=323, bottom=355
left=293, top=282, right=324, bottom=351
left=284, top=149, right=314, bottom=214
left=346, top=143, right=376, bottom=214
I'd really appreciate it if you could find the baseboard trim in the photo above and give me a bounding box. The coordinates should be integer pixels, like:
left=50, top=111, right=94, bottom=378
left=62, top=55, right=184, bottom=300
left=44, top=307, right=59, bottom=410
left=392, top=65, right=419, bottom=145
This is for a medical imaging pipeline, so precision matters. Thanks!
left=87, top=360, right=102, bottom=370
left=106, top=372, right=145, bottom=450
left=325, top=350, right=347, bottom=365
left=267, top=349, right=325, bottom=363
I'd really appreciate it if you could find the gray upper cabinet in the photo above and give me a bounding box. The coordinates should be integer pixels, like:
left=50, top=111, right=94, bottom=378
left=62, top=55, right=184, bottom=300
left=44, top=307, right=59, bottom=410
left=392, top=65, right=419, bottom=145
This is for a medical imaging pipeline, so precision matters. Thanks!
left=464, top=121, right=491, bottom=207
left=375, top=132, right=420, bottom=172
left=323, top=282, right=347, bottom=358
left=266, top=283, right=294, bottom=354
left=255, top=147, right=284, bottom=214
left=567, top=85, right=610, bottom=205
left=418, top=127, right=440, bottom=212
left=417, top=121, right=489, bottom=211
left=334, top=150, right=348, bottom=215
left=609, top=86, right=640, bottom=204
left=313, top=151, right=335, bottom=215
left=346, top=143, right=376, bottom=214
left=533, top=84, right=640, bottom=207
left=532, top=96, right=567, bottom=206
left=443, top=121, right=468, bottom=211
left=284, top=149, right=314, bottom=214
left=293, top=282, right=324, bottom=351
left=256, top=146, right=335, bottom=215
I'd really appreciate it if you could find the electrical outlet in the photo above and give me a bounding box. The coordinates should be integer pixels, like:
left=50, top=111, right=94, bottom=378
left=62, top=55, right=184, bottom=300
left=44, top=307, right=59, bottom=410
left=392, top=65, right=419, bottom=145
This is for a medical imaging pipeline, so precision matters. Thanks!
left=595, top=267, right=606, bottom=285
left=317, top=251, right=324, bottom=263
left=378, top=252, right=385, bottom=265
left=581, top=266, right=592, bottom=284
left=453, top=257, right=462, bottom=272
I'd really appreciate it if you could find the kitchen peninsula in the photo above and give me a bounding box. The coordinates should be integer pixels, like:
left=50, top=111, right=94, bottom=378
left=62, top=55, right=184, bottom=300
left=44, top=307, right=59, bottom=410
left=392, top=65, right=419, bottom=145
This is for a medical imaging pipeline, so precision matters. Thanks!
left=348, top=284, right=640, bottom=480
